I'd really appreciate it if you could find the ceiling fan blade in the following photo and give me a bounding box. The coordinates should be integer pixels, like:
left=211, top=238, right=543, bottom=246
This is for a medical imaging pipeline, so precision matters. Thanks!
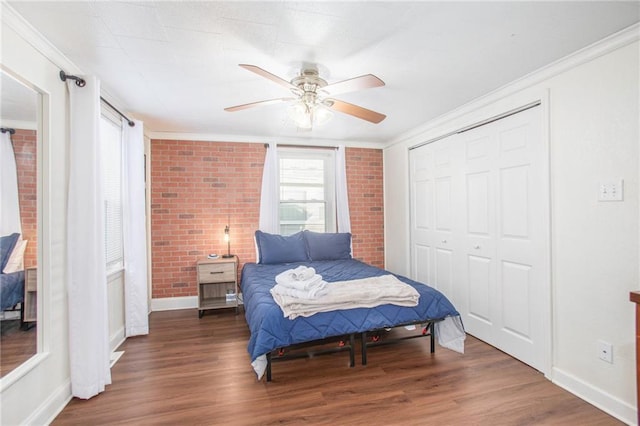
left=322, top=74, right=385, bottom=96
left=239, top=64, right=298, bottom=91
left=326, top=99, right=386, bottom=124
left=224, top=97, right=295, bottom=112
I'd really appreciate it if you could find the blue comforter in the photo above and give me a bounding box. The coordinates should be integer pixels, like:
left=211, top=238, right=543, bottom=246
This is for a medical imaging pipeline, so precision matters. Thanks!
left=242, top=259, right=460, bottom=362
left=0, top=271, right=24, bottom=311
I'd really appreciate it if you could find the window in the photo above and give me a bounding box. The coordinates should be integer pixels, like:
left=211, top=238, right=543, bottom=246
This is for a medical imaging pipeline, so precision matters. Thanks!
left=99, top=111, right=124, bottom=272
left=278, top=149, right=336, bottom=235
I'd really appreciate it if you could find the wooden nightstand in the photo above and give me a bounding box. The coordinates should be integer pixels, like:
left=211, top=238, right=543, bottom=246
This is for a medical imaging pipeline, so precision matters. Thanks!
left=23, top=267, right=37, bottom=323
left=197, top=256, right=238, bottom=318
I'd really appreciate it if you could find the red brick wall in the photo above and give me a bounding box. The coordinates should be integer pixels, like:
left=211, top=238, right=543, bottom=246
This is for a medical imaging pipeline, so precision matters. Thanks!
left=346, top=148, right=384, bottom=268
left=150, top=140, right=263, bottom=299
left=150, top=140, right=384, bottom=299
left=12, top=129, right=37, bottom=268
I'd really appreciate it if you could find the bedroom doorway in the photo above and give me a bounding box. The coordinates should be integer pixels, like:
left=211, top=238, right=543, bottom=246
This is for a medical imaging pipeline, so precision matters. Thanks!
left=409, top=104, right=550, bottom=373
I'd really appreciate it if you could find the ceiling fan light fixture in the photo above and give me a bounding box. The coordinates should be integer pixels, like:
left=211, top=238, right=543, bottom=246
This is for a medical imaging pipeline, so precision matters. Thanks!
left=288, top=101, right=312, bottom=129
left=227, top=64, right=386, bottom=126
left=287, top=101, right=332, bottom=129
left=314, top=104, right=333, bottom=126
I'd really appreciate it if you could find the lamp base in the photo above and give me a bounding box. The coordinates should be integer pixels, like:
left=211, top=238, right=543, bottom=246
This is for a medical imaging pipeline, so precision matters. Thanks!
left=222, top=254, right=234, bottom=258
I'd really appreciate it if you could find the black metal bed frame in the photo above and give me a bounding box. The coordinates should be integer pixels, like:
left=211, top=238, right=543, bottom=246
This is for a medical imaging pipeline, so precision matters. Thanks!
left=360, top=318, right=443, bottom=365
left=264, top=317, right=445, bottom=381
left=266, top=333, right=356, bottom=382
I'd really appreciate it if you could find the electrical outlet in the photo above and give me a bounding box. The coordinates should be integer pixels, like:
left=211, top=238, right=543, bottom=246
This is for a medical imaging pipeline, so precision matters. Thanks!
left=597, top=340, right=613, bottom=363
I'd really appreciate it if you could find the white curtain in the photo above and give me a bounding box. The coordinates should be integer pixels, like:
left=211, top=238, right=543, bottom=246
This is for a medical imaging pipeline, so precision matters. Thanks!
left=335, top=145, right=351, bottom=233
left=122, top=118, right=149, bottom=336
left=259, top=142, right=279, bottom=233
left=0, top=131, right=22, bottom=236
left=66, top=76, right=111, bottom=399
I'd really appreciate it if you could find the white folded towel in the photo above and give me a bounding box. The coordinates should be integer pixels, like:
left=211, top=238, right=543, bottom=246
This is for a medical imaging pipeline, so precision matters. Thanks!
left=276, top=266, right=316, bottom=284
left=272, top=266, right=327, bottom=299
left=271, top=275, right=420, bottom=319
left=276, top=273, right=324, bottom=291
left=270, top=281, right=328, bottom=299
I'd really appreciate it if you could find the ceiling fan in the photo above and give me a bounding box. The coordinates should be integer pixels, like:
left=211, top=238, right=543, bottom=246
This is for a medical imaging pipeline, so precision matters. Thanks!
left=224, top=64, right=386, bottom=129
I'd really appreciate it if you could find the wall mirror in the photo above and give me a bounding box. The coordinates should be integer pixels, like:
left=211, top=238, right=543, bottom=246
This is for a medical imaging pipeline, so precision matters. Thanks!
left=0, top=69, right=40, bottom=381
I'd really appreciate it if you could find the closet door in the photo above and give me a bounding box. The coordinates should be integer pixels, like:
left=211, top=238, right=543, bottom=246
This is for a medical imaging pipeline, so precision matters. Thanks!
left=410, top=144, right=435, bottom=286
left=410, top=135, right=462, bottom=302
left=495, top=106, right=546, bottom=370
left=410, top=106, right=548, bottom=372
left=460, top=124, right=498, bottom=343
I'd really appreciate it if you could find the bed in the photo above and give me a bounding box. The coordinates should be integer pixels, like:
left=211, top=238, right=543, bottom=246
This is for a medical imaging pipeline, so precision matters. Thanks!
left=242, top=230, right=465, bottom=381
left=0, top=233, right=26, bottom=314
left=1, top=270, right=25, bottom=311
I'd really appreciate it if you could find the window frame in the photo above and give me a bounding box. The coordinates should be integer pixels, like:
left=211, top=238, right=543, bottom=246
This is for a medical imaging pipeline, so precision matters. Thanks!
left=277, top=148, right=336, bottom=235
left=99, top=108, right=124, bottom=274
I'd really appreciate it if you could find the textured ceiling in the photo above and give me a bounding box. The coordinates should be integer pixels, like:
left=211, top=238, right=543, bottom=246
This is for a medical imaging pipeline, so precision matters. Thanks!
left=6, top=1, right=640, bottom=145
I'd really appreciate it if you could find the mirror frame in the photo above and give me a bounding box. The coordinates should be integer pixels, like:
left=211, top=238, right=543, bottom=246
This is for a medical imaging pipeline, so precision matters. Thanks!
left=0, top=65, right=49, bottom=391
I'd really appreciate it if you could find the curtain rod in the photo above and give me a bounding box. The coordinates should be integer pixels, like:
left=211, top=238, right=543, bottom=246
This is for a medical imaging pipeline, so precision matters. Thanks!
left=1, top=127, right=16, bottom=135
left=59, top=70, right=136, bottom=127
left=264, top=143, right=337, bottom=150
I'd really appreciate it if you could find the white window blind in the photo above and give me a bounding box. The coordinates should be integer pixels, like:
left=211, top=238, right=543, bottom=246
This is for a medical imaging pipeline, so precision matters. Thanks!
left=99, top=113, right=123, bottom=272
left=278, top=149, right=335, bottom=235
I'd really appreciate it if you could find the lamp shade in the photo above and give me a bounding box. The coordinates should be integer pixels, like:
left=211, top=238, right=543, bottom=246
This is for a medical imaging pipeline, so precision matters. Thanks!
left=287, top=101, right=332, bottom=129
left=222, top=225, right=232, bottom=258
left=288, top=101, right=312, bottom=129
left=314, top=105, right=333, bottom=126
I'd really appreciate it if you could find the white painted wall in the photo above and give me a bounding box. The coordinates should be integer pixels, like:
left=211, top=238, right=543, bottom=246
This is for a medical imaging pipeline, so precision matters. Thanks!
left=384, top=26, right=639, bottom=424
left=547, top=39, right=638, bottom=422
left=1, top=12, right=73, bottom=425
left=108, top=272, right=126, bottom=352
left=1, top=5, right=128, bottom=425
left=382, top=145, right=411, bottom=275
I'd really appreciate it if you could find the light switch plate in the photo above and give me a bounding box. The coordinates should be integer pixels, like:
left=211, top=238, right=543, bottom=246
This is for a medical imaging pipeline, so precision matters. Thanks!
left=598, top=179, right=623, bottom=201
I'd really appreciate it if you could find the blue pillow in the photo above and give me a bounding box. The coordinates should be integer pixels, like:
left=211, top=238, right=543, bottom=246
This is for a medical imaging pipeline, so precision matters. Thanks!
left=303, top=230, right=352, bottom=261
left=255, top=230, right=310, bottom=264
left=0, top=233, right=20, bottom=272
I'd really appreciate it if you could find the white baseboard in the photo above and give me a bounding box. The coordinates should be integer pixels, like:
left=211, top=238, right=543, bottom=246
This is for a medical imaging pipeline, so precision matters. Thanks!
left=151, top=296, right=197, bottom=311
left=30, top=379, right=72, bottom=426
left=110, top=351, right=125, bottom=368
left=110, top=326, right=125, bottom=353
left=552, top=367, right=637, bottom=425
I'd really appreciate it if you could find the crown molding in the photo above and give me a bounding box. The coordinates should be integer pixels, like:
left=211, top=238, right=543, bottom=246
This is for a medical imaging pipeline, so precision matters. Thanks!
left=146, top=131, right=386, bottom=149
left=2, top=3, right=135, bottom=125
left=0, top=119, right=38, bottom=131
left=1, top=3, right=81, bottom=75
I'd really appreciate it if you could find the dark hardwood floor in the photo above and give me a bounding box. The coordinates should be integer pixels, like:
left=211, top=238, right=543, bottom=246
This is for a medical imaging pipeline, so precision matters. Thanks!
left=53, top=309, right=621, bottom=425
left=0, top=317, right=36, bottom=378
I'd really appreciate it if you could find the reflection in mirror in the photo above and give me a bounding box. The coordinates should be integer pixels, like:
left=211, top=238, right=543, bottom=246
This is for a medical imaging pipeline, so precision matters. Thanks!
left=0, top=70, right=39, bottom=378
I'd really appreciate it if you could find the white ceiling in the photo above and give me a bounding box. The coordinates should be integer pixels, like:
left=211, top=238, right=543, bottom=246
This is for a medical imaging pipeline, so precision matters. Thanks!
left=7, top=1, right=640, bottom=145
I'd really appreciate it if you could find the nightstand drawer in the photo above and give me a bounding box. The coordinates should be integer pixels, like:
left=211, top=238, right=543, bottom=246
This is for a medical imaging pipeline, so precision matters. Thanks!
left=198, top=262, right=235, bottom=283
